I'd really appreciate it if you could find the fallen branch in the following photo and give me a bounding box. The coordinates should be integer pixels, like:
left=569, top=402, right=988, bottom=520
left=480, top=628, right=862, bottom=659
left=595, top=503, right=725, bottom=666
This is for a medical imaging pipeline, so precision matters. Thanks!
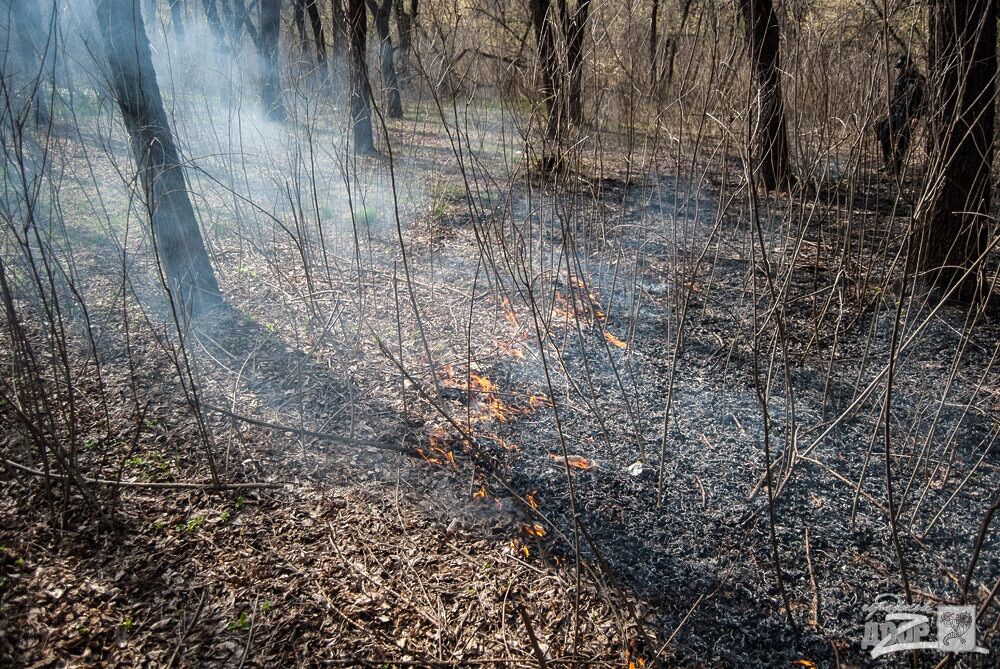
left=3, top=458, right=285, bottom=491
left=201, top=402, right=421, bottom=457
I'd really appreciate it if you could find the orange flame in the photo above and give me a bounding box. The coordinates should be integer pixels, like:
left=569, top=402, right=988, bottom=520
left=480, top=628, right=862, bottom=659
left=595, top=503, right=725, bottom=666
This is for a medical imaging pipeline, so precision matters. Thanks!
left=520, top=522, right=546, bottom=538
left=549, top=453, right=596, bottom=470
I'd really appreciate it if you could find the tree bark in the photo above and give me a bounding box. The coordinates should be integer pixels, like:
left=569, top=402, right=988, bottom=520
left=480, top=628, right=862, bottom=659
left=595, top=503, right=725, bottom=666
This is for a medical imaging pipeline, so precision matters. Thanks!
left=529, top=0, right=563, bottom=171
left=368, top=0, right=403, bottom=118
left=566, top=0, right=590, bottom=125
left=305, top=0, right=329, bottom=77
left=331, top=0, right=348, bottom=73
left=258, top=0, right=286, bottom=121
left=649, top=0, right=659, bottom=81
left=917, top=0, right=996, bottom=300
left=95, top=0, right=222, bottom=315
left=347, top=0, right=375, bottom=153
left=740, top=0, right=791, bottom=190
left=293, top=0, right=308, bottom=53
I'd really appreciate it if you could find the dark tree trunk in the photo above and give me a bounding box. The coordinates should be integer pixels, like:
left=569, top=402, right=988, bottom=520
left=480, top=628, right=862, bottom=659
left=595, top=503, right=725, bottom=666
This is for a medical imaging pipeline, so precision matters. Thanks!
left=917, top=0, right=996, bottom=300
left=293, top=0, right=308, bottom=53
left=258, top=0, right=286, bottom=121
left=740, top=0, right=790, bottom=190
left=368, top=0, right=403, bottom=118
left=95, top=0, right=222, bottom=315
left=666, top=0, right=692, bottom=85
left=304, top=0, right=329, bottom=77
left=529, top=0, right=563, bottom=171
left=230, top=0, right=259, bottom=47
left=566, top=0, right=590, bottom=125
left=170, top=0, right=185, bottom=39
left=393, top=0, right=414, bottom=62
left=347, top=0, right=375, bottom=153
left=649, top=0, right=659, bottom=81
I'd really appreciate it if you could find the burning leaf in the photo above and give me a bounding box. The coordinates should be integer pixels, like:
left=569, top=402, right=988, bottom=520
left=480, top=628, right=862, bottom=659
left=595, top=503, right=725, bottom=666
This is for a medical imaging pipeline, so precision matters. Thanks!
left=549, top=453, right=597, bottom=470
left=604, top=331, right=628, bottom=349
left=510, top=539, right=530, bottom=558
left=520, top=522, right=546, bottom=538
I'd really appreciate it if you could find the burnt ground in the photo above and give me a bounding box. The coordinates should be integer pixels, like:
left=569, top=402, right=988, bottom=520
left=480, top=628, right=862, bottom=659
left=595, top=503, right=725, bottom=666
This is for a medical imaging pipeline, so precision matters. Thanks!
left=2, top=104, right=999, bottom=668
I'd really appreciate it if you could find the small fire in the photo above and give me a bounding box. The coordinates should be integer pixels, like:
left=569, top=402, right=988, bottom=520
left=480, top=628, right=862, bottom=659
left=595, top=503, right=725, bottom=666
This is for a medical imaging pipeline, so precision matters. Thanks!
left=604, top=331, right=628, bottom=349
left=473, top=484, right=488, bottom=499
left=510, top=539, right=530, bottom=558
left=526, top=493, right=539, bottom=510
left=549, top=453, right=597, bottom=470
left=520, top=522, right=546, bottom=538
left=793, top=662, right=817, bottom=669
left=468, top=371, right=496, bottom=393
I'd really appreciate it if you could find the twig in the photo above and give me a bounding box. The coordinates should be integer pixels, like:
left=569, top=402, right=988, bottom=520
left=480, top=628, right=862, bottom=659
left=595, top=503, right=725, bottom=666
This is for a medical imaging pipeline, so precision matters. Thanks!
left=805, top=528, right=822, bottom=629
left=4, top=459, right=285, bottom=490
left=515, top=603, right=549, bottom=669
left=200, top=402, right=421, bottom=457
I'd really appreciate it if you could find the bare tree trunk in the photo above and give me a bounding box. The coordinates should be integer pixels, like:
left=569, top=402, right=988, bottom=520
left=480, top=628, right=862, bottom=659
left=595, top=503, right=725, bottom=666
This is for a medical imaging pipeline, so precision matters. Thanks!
left=368, top=0, right=403, bottom=118
left=201, top=0, right=226, bottom=42
left=293, top=0, right=308, bottom=53
left=916, top=0, right=996, bottom=300
left=740, top=0, right=791, bottom=190
left=666, top=0, right=692, bottom=85
left=304, top=0, right=329, bottom=77
left=566, top=0, right=589, bottom=125
left=529, top=0, right=563, bottom=172
left=170, top=0, right=185, bottom=39
left=258, top=0, right=286, bottom=121
left=95, top=0, right=222, bottom=315
left=3, top=0, right=52, bottom=127
left=331, top=0, right=348, bottom=72
left=393, top=0, right=415, bottom=71
left=649, top=0, right=659, bottom=81
left=348, top=0, right=375, bottom=153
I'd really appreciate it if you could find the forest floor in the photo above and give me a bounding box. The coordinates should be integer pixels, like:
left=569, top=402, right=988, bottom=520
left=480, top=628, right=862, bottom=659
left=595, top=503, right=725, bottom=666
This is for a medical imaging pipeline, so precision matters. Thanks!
left=1, top=98, right=999, bottom=668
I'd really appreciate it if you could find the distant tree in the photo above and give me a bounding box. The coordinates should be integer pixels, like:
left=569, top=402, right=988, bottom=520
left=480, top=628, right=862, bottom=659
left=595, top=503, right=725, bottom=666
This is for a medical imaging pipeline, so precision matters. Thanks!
left=740, top=0, right=791, bottom=190
left=95, top=0, right=222, bottom=315
left=258, top=0, right=286, bottom=121
left=170, top=0, right=185, bottom=39
left=392, top=0, right=417, bottom=70
left=2, top=0, right=52, bottom=127
left=293, top=0, right=329, bottom=77
left=916, top=0, right=996, bottom=300
left=201, top=0, right=225, bottom=41
left=367, top=0, right=403, bottom=118
left=331, top=0, right=348, bottom=68
left=348, top=0, right=375, bottom=153
left=293, top=0, right=308, bottom=52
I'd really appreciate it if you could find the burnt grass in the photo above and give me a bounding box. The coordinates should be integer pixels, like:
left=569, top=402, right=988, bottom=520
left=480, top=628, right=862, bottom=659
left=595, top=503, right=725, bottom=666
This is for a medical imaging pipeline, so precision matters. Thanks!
left=2, top=120, right=999, bottom=668
left=466, top=169, right=1000, bottom=665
